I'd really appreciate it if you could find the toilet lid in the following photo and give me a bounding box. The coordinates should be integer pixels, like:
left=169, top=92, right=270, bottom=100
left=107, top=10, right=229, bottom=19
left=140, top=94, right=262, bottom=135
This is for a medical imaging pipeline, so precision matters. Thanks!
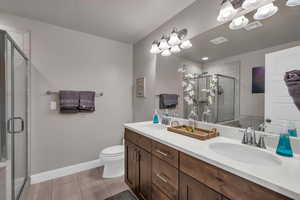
left=102, top=145, right=124, bottom=156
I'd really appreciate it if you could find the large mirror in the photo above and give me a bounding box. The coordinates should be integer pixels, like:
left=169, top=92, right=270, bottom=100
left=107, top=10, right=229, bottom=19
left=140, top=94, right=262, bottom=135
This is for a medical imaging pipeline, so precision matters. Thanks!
left=155, top=0, right=300, bottom=134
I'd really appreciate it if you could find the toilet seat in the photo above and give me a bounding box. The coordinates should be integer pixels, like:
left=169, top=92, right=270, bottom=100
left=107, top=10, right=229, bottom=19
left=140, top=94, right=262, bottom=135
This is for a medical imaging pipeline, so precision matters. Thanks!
left=101, top=145, right=124, bottom=157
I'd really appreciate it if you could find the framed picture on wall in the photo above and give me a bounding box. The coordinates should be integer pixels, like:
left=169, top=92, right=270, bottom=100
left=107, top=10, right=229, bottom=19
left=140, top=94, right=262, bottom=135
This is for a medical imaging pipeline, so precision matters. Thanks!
left=136, top=77, right=146, bottom=97
left=252, top=66, right=265, bottom=93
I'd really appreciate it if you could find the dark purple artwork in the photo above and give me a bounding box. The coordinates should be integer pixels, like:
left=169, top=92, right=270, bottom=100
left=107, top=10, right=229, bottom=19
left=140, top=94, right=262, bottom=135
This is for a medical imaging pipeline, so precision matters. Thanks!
left=252, top=66, right=265, bottom=93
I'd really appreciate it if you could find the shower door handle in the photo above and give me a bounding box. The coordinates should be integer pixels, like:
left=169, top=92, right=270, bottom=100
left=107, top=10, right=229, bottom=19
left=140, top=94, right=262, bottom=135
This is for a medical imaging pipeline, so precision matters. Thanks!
left=7, top=117, right=25, bottom=134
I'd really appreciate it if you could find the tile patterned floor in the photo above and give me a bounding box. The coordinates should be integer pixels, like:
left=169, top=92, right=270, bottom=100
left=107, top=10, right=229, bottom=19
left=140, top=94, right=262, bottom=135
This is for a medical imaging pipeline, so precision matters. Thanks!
left=27, top=167, right=129, bottom=200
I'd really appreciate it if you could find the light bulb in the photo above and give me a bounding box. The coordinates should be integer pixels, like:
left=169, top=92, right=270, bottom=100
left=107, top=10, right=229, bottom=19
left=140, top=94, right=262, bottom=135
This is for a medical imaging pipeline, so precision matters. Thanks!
left=286, top=0, right=300, bottom=6
left=161, top=49, right=171, bottom=56
left=217, top=0, right=238, bottom=22
left=229, top=15, right=249, bottom=30
left=170, top=45, right=181, bottom=53
left=242, top=0, right=260, bottom=9
left=159, top=37, right=170, bottom=50
left=180, top=40, right=192, bottom=49
left=168, top=31, right=181, bottom=46
left=254, top=3, right=278, bottom=20
left=150, top=41, right=161, bottom=54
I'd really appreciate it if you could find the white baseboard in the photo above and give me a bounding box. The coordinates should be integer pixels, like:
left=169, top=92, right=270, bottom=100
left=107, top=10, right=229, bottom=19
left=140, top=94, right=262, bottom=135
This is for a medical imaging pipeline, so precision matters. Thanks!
left=30, top=159, right=103, bottom=184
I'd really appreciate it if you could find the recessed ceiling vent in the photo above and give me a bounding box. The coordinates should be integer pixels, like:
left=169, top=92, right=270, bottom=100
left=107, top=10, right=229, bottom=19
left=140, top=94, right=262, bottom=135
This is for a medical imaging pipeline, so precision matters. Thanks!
left=243, top=21, right=263, bottom=31
left=210, top=37, right=229, bottom=45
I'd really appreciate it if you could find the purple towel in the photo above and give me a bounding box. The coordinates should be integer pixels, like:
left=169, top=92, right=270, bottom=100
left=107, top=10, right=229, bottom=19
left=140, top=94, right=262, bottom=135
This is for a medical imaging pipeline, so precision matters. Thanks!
left=79, top=91, right=95, bottom=112
left=59, top=90, right=79, bottom=113
left=284, top=70, right=300, bottom=111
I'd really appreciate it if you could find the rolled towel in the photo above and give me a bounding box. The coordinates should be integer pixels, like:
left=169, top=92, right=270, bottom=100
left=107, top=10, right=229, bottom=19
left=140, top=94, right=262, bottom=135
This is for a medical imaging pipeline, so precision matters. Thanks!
left=284, top=70, right=300, bottom=111
left=59, top=90, right=79, bottom=113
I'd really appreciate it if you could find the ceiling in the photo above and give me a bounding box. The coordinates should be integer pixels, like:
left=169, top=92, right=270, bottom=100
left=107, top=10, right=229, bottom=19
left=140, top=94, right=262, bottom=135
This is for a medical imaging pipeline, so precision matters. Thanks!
left=0, top=0, right=195, bottom=43
left=180, top=0, right=300, bottom=63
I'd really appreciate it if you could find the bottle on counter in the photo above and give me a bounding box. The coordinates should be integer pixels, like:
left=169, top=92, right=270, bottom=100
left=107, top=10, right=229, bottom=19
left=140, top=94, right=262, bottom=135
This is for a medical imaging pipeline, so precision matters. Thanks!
left=287, top=121, right=297, bottom=137
left=276, top=125, right=293, bottom=157
left=153, top=109, right=160, bottom=124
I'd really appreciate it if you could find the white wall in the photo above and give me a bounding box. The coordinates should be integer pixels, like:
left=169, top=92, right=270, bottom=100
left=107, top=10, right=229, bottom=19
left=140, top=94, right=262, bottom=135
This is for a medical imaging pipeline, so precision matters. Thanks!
left=0, top=12, right=133, bottom=174
left=266, top=45, right=300, bottom=134
left=156, top=55, right=202, bottom=117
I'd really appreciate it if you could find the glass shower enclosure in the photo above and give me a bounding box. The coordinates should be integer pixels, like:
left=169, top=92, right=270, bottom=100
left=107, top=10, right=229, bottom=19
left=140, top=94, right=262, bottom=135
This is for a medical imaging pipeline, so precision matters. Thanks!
left=0, top=30, right=30, bottom=200
left=184, top=74, right=236, bottom=123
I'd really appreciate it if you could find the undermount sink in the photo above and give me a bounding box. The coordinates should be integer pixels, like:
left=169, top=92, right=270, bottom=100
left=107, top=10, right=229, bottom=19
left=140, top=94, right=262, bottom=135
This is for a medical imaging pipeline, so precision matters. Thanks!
left=209, top=142, right=282, bottom=166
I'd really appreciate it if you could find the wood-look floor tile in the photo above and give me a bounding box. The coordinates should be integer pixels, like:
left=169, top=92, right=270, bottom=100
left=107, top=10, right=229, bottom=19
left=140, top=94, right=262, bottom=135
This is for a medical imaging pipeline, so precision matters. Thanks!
left=81, top=181, right=111, bottom=200
left=27, top=180, right=53, bottom=200
left=53, top=174, right=77, bottom=185
left=52, top=181, right=82, bottom=200
left=77, top=168, right=102, bottom=189
left=102, top=176, right=129, bottom=196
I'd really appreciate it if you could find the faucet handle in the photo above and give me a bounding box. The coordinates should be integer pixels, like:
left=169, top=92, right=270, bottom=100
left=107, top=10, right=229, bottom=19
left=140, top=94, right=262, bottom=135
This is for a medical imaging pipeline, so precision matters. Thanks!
left=257, top=134, right=267, bottom=149
left=241, top=129, right=248, bottom=144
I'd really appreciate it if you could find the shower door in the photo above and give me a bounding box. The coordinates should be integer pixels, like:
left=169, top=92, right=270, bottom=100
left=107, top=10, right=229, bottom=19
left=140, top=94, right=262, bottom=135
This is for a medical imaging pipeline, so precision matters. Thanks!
left=10, top=44, right=28, bottom=200
left=0, top=30, right=29, bottom=200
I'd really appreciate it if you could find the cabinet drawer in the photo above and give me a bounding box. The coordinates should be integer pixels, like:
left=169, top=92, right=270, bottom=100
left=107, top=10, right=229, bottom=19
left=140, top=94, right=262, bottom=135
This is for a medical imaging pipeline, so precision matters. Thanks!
left=152, top=140, right=179, bottom=168
left=125, top=129, right=139, bottom=144
left=125, top=129, right=152, bottom=152
left=152, top=156, right=178, bottom=200
left=152, top=184, right=171, bottom=200
left=180, top=152, right=221, bottom=190
left=180, top=153, right=291, bottom=200
left=218, top=169, right=291, bottom=200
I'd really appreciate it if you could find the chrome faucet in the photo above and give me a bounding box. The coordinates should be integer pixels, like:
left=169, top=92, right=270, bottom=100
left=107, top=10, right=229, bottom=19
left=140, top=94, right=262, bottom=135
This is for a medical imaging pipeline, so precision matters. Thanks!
left=241, top=127, right=266, bottom=149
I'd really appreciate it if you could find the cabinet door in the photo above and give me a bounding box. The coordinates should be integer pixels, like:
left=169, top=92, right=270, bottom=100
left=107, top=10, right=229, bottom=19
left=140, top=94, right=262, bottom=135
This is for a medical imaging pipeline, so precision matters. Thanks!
left=137, top=148, right=152, bottom=200
left=180, top=173, right=222, bottom=200
left=125, top=140, right=138, bottom=192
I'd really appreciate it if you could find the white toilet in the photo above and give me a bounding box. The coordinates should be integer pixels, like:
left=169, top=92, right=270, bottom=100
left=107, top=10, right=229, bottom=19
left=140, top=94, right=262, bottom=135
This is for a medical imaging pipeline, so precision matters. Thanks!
left=99, top=145, right=124, bottom=178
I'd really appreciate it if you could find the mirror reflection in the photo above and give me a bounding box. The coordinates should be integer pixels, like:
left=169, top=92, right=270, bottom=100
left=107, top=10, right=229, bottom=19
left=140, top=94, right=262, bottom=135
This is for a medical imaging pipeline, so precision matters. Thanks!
left=155, top=0, right=300, bottom=133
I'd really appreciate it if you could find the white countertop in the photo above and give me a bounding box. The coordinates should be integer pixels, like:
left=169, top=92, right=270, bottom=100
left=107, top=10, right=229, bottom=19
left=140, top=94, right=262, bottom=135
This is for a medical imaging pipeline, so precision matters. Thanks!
left=124, top=121, right=300, bottom=200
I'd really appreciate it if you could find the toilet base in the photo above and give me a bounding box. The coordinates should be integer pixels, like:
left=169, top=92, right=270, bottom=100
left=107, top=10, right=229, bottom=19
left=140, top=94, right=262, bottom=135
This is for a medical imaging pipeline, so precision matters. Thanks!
left=102, top=158, right=124, bottom=178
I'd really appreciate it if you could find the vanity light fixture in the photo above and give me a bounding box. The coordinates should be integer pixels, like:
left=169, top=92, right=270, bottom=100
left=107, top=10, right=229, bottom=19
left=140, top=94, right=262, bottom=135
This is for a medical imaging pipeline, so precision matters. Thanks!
left=161, top=49, right=172, bottom=57
left=217, top=0, right=238, bottom=22
left=168, top=29, right=181, bottom=46
left=286, top=0, right=300, bottom=6
left=229, top=15, right=249, bottom=30
left=150, top=28, right=192, bottom=56
left=158, top=35, right=170, bottom=50
left=254, top=3, right=278, bottom=20
left=180, top=40, right=192, bottom=49
left=202, top=57, right=209, bottom=61
left=170, top=45, right=181, bottom=53
left=242, top=0, right=260, bottom=10
left=150, top=40, right=161, bottom=54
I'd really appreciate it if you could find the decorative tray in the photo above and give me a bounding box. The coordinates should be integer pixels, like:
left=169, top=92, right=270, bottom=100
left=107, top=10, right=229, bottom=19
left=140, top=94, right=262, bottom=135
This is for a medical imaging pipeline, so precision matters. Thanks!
left=167, top=125, right=219, bottom=141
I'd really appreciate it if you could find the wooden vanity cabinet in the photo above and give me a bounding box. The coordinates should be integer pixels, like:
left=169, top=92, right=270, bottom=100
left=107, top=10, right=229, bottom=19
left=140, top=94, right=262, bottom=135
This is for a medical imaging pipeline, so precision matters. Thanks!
left=125, top=129, right=292, bottom=200
left=125, top=139, right=152, bottom=200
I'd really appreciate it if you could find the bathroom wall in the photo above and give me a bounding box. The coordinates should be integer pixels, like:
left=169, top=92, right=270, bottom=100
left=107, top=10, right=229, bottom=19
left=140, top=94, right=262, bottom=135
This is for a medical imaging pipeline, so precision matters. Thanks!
left=155, top=55, right=202, bottom=117
left=0, top=12, right=133, bottom=174
left=202, top=40, right=300, bottom=122
left=133, top=0, right=221, bottom=122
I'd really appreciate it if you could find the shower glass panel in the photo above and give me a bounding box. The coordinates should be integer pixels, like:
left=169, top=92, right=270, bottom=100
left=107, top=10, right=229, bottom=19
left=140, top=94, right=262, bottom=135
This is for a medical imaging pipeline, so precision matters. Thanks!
left=0, top=30, right=29, bottom=200
left=183, top=74, right=235, bottom=123
left=217, top=75, right=235, bottom=122
left=12, top=47, right=28, bottom=199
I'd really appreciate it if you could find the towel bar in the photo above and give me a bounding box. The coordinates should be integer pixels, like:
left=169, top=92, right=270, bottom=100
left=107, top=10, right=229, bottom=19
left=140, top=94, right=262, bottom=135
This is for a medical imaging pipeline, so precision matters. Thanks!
left=46, top=90, right=104, bottom=97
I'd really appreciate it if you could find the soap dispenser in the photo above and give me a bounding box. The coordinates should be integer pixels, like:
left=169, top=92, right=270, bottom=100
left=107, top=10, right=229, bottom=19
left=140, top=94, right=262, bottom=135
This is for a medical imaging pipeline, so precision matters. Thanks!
left=276, top=125, right=293, bottom=157
left=287, top=121, right=297, bottom=137
left=153, top=109, right=160, bottom=124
